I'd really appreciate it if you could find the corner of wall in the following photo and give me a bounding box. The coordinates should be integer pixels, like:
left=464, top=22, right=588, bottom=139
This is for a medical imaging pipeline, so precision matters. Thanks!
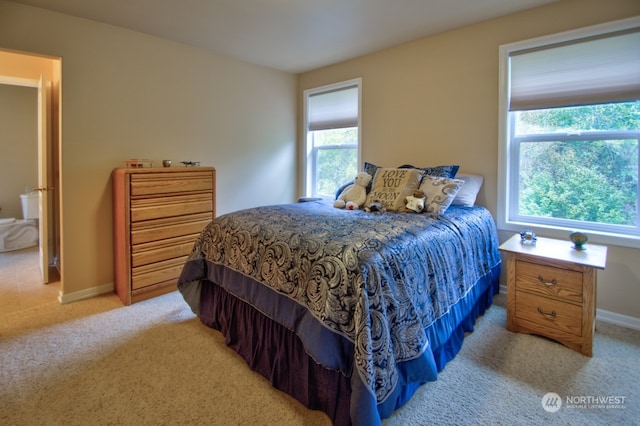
left=58, top=282, right=114, bottom=304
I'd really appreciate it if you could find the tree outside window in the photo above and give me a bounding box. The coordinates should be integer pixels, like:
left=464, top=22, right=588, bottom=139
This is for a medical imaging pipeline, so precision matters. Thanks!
left=515, top=103, right=639, bottom=228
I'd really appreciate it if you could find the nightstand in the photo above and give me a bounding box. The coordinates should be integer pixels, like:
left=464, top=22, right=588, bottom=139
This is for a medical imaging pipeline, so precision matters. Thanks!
left=499, top=234, right=607, bottom=356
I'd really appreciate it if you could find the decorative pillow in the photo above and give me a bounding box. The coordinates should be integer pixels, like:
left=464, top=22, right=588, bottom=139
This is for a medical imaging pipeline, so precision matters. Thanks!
left=366, top=168, right=423, bottom=211
left=363, top=162, right=380, bottom=193
left=364, top=162, right=459, bottom=181
left=419, top=175, right=464, bottom=216
left=363, top=161, right=380, bottom=178
left=399, top=164, right=459, bottom=178
left=452, top=174, right=484, bottom=206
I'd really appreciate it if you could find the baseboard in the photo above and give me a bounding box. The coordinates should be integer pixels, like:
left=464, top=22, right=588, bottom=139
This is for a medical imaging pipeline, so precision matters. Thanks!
left=498, top=284, right=640, bottom=331
left=58, top=282, right=114, bottom=304
left=499, top=284, right=508, bottom=297
left=596, top=309, right=640, bottom=331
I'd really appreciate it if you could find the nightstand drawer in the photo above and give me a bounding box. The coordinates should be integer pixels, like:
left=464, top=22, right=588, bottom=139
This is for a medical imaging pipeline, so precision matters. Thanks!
left=516, top=260, right=583, bottom=304
left=515, top=291, right=582, bottom=336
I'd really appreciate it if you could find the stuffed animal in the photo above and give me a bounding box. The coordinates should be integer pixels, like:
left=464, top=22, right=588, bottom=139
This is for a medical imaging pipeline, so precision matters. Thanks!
left=334, top=172, right=372, bottom=210
left=404, top=190, right=426, bottom=213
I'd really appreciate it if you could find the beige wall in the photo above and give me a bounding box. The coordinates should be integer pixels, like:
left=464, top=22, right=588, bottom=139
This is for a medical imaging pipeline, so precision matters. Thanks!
left=0, top=84, right=38, bottom=219
left=1, top=0, right=639, bottom=321
left=298, top=0, right=640, bottom=320
left=0, top=1, right=297, bottom=297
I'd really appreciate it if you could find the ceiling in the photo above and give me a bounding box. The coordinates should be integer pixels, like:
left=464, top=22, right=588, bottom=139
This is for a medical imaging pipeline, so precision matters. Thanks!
left=9, top=0, right=557, bottom=73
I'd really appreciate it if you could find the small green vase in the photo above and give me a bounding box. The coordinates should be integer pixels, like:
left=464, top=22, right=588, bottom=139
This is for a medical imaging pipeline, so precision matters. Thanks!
left=569, top=231, right=588, bottom=250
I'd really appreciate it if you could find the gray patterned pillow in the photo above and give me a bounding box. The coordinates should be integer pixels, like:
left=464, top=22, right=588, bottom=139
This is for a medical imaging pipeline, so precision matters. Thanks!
left=419, top=175, right=464, bottom=215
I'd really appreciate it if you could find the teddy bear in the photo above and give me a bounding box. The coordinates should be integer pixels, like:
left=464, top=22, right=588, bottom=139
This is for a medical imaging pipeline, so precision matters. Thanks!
left=334, top=172, right=372, bottom=210
left=403, top=189, right=426, bottom=213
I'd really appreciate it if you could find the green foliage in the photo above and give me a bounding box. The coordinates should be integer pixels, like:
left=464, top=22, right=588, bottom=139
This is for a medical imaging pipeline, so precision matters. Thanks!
left=312, top=127, right=358, bottom=196
left=313, top=128, right=358, bottom=146
left=517, top=102, right=639, bottom=226
left=316, top=148, right=357, bottom=196
left=517, top=102, right=640, bottom=133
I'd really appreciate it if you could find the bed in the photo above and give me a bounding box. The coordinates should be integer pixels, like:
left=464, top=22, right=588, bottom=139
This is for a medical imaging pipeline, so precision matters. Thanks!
left=177, top=186, right=502, bottom=425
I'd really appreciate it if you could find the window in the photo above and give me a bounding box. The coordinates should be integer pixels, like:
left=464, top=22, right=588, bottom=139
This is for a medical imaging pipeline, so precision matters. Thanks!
left=303, top=79, right=361, bottom=198
left=498, top=17, right=640, bottom=248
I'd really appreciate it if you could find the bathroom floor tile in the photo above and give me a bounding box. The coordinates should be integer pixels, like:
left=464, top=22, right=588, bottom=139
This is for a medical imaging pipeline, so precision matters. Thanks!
left=0, top=246, right=59, bottom=315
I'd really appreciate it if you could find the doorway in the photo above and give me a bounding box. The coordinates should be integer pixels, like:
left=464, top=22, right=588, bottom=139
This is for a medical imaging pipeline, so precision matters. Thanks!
left=0, top=49, right=62, bottom=306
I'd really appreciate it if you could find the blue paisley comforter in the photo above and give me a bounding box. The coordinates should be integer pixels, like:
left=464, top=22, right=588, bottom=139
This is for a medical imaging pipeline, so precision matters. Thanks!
left=178, top=199, right=501, bottom=415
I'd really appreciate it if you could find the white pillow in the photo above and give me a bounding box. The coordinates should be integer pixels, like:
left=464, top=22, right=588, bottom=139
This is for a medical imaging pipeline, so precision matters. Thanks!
left=451, top=174, right=484, bottom=206
left=419, top=175, right=464, bottom=216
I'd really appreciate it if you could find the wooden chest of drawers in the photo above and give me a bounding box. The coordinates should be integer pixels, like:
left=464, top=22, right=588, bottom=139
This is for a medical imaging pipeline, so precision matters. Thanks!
left=113, top=167, right=216, bottom=305
left=499, top=234, right=607, bottom=356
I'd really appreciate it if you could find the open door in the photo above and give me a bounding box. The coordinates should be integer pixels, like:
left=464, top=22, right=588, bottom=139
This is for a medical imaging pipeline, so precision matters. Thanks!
left=36, top=74, right=51, bottom=283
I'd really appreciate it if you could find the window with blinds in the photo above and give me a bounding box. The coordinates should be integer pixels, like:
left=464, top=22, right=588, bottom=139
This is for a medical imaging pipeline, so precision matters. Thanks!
left=303, top=79, right=361, bottom=198
left=498, top=17, right=640, bottom=248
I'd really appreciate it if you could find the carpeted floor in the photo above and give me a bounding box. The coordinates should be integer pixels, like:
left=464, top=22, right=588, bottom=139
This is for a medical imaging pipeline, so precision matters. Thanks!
left=1, top=291, right=638, bottom=425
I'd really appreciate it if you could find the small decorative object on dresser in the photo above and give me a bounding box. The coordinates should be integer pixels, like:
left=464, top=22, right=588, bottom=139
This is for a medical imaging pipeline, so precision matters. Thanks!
left=520, top=229, right=537, bottom=244
left=569, top=231, right=588, bottom=250
left=499, top=234, right=607, bottom=356
left=112, top=166, right=216, bottom=305
left=125, top=159, right=153, bottom=168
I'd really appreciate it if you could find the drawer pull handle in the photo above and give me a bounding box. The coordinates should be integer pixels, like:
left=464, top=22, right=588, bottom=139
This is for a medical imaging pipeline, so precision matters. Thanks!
left=537, top=307, right=557, bottom=319
left=537, top=275, right=557, bottom=286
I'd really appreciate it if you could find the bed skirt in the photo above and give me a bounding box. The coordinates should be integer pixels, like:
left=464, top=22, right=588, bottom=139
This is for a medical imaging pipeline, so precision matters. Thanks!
left=196, top=263, right=501, bottom=425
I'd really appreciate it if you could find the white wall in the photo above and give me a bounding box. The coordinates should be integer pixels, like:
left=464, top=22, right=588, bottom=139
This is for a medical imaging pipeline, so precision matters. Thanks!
left=0, top=1, right=297, bottom=296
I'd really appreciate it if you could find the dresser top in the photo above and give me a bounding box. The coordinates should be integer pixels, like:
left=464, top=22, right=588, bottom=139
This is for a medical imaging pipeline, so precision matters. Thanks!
left=113, top=166, right=215, bottom=175
left=499, top=234, right=607, bottom=270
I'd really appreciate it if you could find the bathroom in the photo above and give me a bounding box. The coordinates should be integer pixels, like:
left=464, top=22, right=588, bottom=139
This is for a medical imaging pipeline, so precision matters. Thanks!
left=0, top=84, right=40, bottom=270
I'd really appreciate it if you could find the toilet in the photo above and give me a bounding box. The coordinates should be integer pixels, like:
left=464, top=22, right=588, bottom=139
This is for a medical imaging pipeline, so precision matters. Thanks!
left=0, top=192, right=39, bottom=253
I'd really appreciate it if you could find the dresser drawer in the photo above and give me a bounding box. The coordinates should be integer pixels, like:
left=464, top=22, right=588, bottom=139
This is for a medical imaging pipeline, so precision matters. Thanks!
left=515, top=290, right=582, bottom=336
left=515, top=260, right=583, bottom=304
left=130, top=213, right=212, bottom=245
left=130, top=171, right=213, bottom=197
left=131, top=257, right=187, bottom=290
left=131, top=234, right=198, bottom=267
left=131, top=193, right=213, bottom=222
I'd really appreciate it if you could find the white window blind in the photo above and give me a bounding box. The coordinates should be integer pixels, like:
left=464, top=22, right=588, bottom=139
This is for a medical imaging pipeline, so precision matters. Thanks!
left=509, top=29, right=640, bottom=111
left=307, top=85, right=358, bottom=131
